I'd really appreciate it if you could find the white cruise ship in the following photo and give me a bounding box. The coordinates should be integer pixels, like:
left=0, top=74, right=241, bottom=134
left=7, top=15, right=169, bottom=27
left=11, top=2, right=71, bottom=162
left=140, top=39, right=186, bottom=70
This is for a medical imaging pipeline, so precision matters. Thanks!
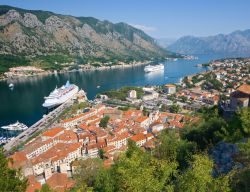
left=42, top=81, right=79, bottom=108
left=1, top=121, right=28, bottom=131
left=144, top=64, right=164, bottom=73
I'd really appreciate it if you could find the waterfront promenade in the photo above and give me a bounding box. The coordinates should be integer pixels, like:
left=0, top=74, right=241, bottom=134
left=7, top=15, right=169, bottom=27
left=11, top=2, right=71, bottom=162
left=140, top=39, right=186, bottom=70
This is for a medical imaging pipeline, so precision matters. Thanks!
left=3, top=98, right=75, bottom=152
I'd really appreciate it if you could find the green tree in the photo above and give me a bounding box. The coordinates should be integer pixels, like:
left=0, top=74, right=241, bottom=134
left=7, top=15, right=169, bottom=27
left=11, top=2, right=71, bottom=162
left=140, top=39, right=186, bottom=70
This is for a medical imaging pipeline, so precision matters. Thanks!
left=226, top=107, right=250, bottom=141
left=73, top=158, right=102, bottom=190
left=0, top=149, right=27, bottom=192
left=169, top=104, right=181, bottom=113
left=154, top=130, right=196, bottom=169
left=228, top=138, right=250, bottom=191
left=160, top=104, right=168, bottom=112
left=99, top=116, right=110, bottom=128
left=38, top=184, right=54, bottom=192
left=142, top=108, right=149, bottom=116
left=179, top=96, right=187, bottom=103
left=182, top=117, right=228, bottom=150
left=98, top=149, right=105, bottom=159
left=229, top=167, right=250, bottom=192
left=237, top=107, right=250, bottom=136
left=175, top=154, right=230, bottom=192
left=94, top=168, right=115, bottom=192
left=94, top=140, right=178, bottom=192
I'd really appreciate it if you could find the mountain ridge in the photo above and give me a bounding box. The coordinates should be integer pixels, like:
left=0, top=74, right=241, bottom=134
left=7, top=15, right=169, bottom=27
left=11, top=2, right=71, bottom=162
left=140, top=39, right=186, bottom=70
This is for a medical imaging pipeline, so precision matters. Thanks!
left=0, top=5, right=174, bottom=73
left=168, top=29, right=250, bottom=55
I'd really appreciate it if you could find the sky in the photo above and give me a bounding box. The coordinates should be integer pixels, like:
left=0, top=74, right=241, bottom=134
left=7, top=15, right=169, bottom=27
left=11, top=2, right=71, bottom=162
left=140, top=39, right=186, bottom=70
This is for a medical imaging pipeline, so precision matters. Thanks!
left=1, top=0, right=250, bottom=39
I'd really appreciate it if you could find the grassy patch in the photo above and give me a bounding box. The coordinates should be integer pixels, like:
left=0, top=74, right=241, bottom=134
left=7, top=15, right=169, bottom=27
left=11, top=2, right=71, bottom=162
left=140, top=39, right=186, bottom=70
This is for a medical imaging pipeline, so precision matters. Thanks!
left=103, top=86, right=143, bottom=101
left=58, top=102, right=90, bottom=120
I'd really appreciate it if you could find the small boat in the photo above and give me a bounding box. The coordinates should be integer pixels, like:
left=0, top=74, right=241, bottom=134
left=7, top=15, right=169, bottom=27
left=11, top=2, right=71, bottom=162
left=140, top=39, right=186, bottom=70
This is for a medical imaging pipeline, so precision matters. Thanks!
left=9, top=83, right=14, bottom=88
left=97, top=85, right=101, bottom=88
left=1, top=121, right=28, bottom=131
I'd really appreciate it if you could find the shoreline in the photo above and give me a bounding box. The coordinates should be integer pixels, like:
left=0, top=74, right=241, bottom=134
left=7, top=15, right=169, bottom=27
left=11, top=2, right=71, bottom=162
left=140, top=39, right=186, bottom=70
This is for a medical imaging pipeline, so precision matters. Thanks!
left=0, top=60, right=152, bottom=82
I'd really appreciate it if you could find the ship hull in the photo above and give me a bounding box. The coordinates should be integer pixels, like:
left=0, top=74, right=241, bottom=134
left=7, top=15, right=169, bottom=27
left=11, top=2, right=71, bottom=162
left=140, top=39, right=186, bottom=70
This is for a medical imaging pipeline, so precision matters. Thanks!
left=144, top=64, right=164, bottom=73
left=42, top=85, right=79, bottom=108
left=1, top=121, right=28, bottom=131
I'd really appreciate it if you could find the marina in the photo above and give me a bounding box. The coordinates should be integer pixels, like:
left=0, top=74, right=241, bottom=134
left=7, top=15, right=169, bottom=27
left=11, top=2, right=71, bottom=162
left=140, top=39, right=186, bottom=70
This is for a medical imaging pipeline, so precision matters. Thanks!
left=3, top=95, right=76, bottom=152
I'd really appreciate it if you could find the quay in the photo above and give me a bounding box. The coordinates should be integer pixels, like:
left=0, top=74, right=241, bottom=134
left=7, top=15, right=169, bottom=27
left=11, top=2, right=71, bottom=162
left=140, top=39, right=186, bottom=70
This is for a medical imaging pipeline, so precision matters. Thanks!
left=3, top=98, right=75, bottom=153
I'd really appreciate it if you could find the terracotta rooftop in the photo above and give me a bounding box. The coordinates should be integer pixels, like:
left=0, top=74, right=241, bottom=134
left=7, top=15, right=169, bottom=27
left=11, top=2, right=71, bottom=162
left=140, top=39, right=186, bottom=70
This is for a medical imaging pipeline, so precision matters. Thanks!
left=237, top=84, right=250, bottom=95
left=146, top=133, right=154, bottom=139
left=31, top=143, right=82, bottom=165
left=135, top=116, right=149, bottom=123
left=62, top=109, right=96, bottom=123
left=46, top=173, right=75, bottom=192
left=26, top=175, right=42, bottom=192
left=42, top=127, right=64, bottom=138
left=9, top=151, right=28, bottom=169
left=164, top=84, right=176, bottom=87
left=87, top=143, right=98, bottom=150
left=130, top=133, right=146, bottom=142
left=103, top=145, right=116, bottom=153
left=58, top=130, right=78, bottom=142
left=115, top=131, right=130, bottom=141
left=143, top=139, right=156, bottom=149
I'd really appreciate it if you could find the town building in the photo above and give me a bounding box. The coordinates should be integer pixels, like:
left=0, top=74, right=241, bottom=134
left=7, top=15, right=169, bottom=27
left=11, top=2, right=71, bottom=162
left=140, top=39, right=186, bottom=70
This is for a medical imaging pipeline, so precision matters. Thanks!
left=128, top=90, right=137, bottom=99
left=230, top=84, right=250, bottom=110
left=164, top=84, right=176, bottom=94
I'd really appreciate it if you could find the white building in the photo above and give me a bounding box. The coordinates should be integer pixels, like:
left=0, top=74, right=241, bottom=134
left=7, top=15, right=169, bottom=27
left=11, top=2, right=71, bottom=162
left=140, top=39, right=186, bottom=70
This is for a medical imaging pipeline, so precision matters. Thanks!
left=164, top=84, right=176, bottom=94
left=128, top=90, right=137, bottom=99
left=142, top=91, right=159, bottom=101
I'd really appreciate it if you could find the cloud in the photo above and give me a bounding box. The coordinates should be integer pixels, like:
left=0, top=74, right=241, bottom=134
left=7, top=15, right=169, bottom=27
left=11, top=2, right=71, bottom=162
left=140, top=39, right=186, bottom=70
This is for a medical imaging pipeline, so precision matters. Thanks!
left=130, top=24, right=157, bottom=33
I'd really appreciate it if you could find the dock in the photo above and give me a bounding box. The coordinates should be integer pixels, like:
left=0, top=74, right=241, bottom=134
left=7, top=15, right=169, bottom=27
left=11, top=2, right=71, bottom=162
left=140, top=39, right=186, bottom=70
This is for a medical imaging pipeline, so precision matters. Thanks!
left=3, top=98, right=75, bottom=152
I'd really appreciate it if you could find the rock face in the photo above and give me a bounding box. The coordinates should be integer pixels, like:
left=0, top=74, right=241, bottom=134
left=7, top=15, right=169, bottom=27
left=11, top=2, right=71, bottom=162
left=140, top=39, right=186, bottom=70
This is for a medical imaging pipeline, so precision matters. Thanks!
left=0, top=5, right=170, bottom=61
left=210, top=142, right=240, bottom=176
left=168, top=30, right=250, bottom=56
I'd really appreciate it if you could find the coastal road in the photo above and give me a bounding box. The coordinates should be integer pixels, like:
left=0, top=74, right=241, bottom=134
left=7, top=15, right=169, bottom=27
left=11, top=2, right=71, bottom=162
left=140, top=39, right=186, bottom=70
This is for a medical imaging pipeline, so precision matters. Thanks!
left=3, top=99, right=75, bottom=153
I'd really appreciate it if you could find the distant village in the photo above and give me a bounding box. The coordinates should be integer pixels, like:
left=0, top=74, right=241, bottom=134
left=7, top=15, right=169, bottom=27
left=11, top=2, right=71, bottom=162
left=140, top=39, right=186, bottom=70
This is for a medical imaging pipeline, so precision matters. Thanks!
left=9, top=57, right=250, bottom=191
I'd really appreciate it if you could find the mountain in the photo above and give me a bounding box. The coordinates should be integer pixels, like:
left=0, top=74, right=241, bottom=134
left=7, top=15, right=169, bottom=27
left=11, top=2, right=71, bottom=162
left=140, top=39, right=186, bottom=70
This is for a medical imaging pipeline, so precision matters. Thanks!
left=0, top=5, right=174, bottom=73
left=156, top=38, right=177, bottom=48
left=168, top=30, right=250, bottom=55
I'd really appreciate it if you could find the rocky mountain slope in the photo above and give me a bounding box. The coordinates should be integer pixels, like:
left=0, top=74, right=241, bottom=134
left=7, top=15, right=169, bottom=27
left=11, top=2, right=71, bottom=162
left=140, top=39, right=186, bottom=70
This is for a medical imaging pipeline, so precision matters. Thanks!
left=0, top=5, right=173, bottom=73
left=168, top=30, right=250, bottom=55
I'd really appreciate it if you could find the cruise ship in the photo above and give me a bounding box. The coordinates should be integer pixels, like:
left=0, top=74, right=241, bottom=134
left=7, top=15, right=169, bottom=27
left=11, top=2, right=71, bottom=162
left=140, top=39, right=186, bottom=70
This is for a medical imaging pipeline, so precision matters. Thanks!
left=42, top=81, right=79, bottom=108
left=144, top=64, right=164, bottom=73
left=1, top=121, right=28, bottom=131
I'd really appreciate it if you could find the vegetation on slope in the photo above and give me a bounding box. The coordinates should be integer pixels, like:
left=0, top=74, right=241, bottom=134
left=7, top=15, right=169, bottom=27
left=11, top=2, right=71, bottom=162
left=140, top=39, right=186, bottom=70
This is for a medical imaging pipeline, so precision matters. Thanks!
left=0, top=149, right=27, bottom=192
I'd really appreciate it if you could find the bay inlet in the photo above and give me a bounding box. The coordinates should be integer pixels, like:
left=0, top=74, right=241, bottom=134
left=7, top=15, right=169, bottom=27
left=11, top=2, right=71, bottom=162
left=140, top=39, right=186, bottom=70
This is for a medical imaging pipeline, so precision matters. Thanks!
left=0, top=54, right=228, bottom=128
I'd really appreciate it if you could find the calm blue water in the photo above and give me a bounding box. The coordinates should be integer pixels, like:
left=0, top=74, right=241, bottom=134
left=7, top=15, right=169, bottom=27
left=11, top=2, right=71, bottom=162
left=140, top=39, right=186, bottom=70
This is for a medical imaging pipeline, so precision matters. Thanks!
left=0, top=54, right=231, bottom=130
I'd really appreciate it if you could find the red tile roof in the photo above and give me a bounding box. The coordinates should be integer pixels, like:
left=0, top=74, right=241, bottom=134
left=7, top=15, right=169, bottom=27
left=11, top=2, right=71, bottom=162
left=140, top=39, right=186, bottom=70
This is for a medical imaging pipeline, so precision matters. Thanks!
left=42, top=127, right=64, bottom=138
left=237, top=84, right=250, bottom=95
left=164, top=84, right=176, bottom=88
left=31, top=143, right=82, bottom=165
left=26, top=176, right=42, bottom=192
left=130, top=133, right=146, bottom=142
left=46, top=173, right=75, bottom=192
left=135, top=116, right=149, bottom=123
left=58, top=130, right=78, bottom=142
left=9, top=151, right=28, bottom=169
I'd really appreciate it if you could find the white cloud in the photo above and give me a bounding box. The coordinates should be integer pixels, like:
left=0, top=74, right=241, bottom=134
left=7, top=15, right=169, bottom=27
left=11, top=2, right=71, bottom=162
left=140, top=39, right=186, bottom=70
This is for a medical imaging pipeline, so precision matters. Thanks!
left=130, top=24, right=157, bottom=33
